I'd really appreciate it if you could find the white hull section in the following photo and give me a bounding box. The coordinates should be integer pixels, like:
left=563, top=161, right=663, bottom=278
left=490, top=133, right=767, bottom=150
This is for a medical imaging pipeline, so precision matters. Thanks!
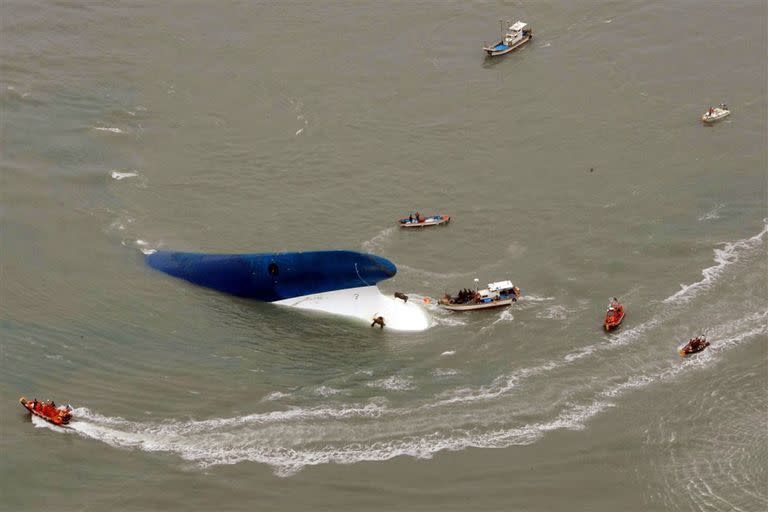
left=273, top=286, right=430, bottom=331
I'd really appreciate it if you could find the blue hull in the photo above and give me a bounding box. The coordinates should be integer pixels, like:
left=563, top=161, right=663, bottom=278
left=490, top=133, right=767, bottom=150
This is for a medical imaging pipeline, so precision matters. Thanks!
left=146, top=250, right=397, bottom=302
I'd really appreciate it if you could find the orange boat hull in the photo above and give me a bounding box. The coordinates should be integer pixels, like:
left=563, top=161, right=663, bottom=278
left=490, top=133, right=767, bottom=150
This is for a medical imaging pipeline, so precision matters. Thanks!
left=604, top=306, right=625, bottom=331
left=19, top=397, right=71, bottom=426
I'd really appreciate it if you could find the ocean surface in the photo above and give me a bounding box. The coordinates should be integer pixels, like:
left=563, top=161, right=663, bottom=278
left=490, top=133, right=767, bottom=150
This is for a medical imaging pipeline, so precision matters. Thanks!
left=1, top=1, right=766, bottom=510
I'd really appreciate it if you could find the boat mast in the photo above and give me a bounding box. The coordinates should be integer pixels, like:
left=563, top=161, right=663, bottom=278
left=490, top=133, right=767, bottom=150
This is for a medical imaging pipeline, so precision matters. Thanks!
left=499, top=19, right=503, bottom=39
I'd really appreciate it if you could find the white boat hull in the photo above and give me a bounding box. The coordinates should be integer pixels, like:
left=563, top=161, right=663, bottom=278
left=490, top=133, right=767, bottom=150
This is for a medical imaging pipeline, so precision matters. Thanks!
left=274, top=285, right=431, bottom=331
left=400, top=216, right=450, bottom=228
left=483, top=35, right=531, bottom=56
left=440, top=298, right=515, bottom=311
left=701, top=109, right=730, bottom=123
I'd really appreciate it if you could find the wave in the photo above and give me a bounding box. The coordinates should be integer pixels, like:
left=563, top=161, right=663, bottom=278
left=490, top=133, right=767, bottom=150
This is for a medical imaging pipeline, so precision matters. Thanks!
left=93, top=126, right=127, bottom=134
left=367, top=376, right=415, bottom=392
left=698, top=203, right=726, bottom=221
left=664, top=221, right=767, bottom=304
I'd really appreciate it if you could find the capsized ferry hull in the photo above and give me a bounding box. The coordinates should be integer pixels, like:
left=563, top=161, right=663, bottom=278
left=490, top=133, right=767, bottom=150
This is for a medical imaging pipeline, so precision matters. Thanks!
left=146, top=250, right=430, bottom=331
left=275, top=285, right=430, bottom=331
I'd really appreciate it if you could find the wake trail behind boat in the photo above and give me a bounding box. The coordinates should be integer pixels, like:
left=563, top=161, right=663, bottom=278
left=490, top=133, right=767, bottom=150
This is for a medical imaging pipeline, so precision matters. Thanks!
left=59, top=310, right=765, bottom=477
left=361, top=227, right=395, bottom=253
left=664, top=221, right=767, bottom=305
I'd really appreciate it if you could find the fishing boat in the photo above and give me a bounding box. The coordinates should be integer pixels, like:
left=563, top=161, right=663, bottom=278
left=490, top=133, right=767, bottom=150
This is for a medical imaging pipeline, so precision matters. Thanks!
left=603, top=297, right=625, bottom=331
left=678, top=335, right=710, bottom=357
left=439, top=280, right=520, bottom=311
left=483, top=20, right=532, bottom=57
left=399, top=213, right=451, bottom=228
left=701, top=104, right=730, bottom=123
left=19, top=397, right=72, bottom=426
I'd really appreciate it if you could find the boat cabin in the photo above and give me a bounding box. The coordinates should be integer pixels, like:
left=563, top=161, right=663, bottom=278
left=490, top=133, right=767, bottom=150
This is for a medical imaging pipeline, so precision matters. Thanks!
left=504, top=21, right=529, bottom=45
left=477, top=280, right=518, bottom=302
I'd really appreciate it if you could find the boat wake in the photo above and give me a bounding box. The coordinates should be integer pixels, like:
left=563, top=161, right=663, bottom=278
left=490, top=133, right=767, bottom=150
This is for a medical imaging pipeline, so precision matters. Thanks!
left=664, top=220, right=767, bottom=304
left=64, top=309, right=764, bottom=476
left=361, top=227, right=396, bottom=253
left=698, top=203, right=726, bottom=221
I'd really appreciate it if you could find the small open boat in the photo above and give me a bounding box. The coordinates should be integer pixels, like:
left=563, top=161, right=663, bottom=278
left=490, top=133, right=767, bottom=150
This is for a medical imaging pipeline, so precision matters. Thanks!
left=483, top=20, right=532, bottom=57
left=439, top=280, right=520, bottom=311
left=678, top=335, right=710, bottom=357
left=19, top=397, right=72, bottom=426
left=603, top=297, right=625, bottom=331
left=701, top=104, right=730, bottom=123
left=399, top=213, right=451, bottom=228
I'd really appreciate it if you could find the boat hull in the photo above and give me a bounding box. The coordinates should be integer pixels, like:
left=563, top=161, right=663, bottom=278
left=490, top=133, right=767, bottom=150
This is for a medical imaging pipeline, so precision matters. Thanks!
left=440, top=298, right=515, bottom=311
left=19, top=397, right=71, bottom=426
left=400, top=215, right=451, bottom=228
left=146, top=250, right=430, bottom=331
left=678, top=341, right=710, bottom=357
left=274, top=285, right=430, bottom=331
left=604, top=312, right=625, bottom=331
left=701, top=110, right=730, bottom=123
left=483, top=35, right=531, bottom=56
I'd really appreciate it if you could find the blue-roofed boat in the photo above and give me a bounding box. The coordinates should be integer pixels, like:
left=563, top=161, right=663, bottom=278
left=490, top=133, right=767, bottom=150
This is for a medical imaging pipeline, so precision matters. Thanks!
left=146, top=250, right=430, bottom=331
left=483, top=20, right=532, bottom=57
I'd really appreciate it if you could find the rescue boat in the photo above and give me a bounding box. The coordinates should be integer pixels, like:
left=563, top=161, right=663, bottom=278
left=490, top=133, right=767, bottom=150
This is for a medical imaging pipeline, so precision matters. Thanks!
left=678, top=335, right=710, bottom=357
left=399, top=213, right=451, bottom=228
left=19, top=397, right=72, bottom=426
left=439, top=280, right=520, bottom=311
left=603, top=297, right=624, bottom=331
left=701, top=104, right=730, bottom=123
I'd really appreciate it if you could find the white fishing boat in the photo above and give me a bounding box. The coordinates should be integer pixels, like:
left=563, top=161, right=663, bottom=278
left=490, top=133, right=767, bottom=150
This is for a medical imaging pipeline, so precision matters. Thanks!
left=483, top=20, right=532, bottom=57
left=701, top=104, right=730, bottom=123
left=399, top=213, right=451, bottom=228
left=439, top=280, right=521, bottom=311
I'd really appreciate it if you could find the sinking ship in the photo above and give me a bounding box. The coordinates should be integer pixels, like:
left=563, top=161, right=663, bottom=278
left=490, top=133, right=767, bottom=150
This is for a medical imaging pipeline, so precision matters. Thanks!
left=146, top=250, right=430, bottom=331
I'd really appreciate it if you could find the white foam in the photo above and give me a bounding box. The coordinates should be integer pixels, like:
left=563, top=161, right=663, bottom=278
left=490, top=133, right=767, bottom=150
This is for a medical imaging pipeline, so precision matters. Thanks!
left=664, top=222, right=767, bottom=304
left=519, top=295, right=555, bottom=303
left=361, top=227, right=395, bottom=252
left=367, top=376, right=414, bottom=391
left=491, top=308, right=514, bottom=325
left=440, top=350, right=456, bottom=356
left=262, top=391, right=291, bottom=401
left=698, top=203, right=725, bottom=221
left=30, top=415, right=69, bottom=432
left=111, top=170, right=139, bottom=180
left=295, top=128, right=304, bottom=136
left=432, top=368, right=460, bottom=377
left=563, top=346, right=596, bottom=362
left=314, top=386, right=341, bottom=397
left=94, top=127, right=126, bottom=134
left=536, top=304, right=573, bottom=320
